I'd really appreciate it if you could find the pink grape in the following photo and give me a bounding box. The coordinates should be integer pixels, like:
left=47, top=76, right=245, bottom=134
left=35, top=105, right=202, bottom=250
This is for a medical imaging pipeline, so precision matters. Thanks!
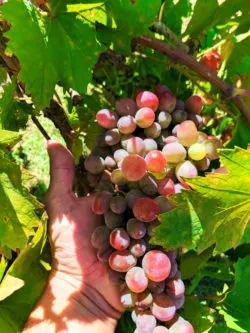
left=105, top=128, right=121, bottom=146
left=109, top=250, right=137, bottom=272
left=137, top=311, right=157, bottom=333
left=204, top=138, right=223, bottom=160
left=157, top=111, right=172, bottom=129
left=96, top=109, right=118, bottom=129
left=169, top=317, right=194, bottom=333
left=120, top=287, right=136, bottom=308
left=159, top=91, right=176, bottom=113
left=145, top=150, right=166, bottom=173
left=121, top=155, right=147, bottom=181
left=135, top=107, right=155, bottom=128
left=91, top=225, right=110, bottom=249
left=155, top=196, right=175, bottom=213
left=121, top=134, right=134, bottom=149
left=144, top=122, right=161, bottom=139
left=126, top=218, right=147, bottom=239
left=148, top=280, right=165, bottom=294
left=167, top=260, right=178, bottom=280
left=136, top=91, right=159, bottom=111
left=133, top=198, right=160, bottom=222
left=197, top=131, right=208, bottom=143
left=127, top=137, right=146, bottom=156
left=153, top=327, right=170, bottom=333
left=211, top=167, right=228, bottom=174
left=174, top=183, right=189, bottom=193
left=185, top=95, right=204, bottom=114
left=175, top=160, right=198, bottom=182
left=165, top=136, right=179, bottom=144
left=125, top=189, right=145, bottom=208
left=113, top=149, right=129, bottom=163
left=117, top=115, right=136, bottom=134
left=125, top=267, right=148, bottom=293
left=91, top=191, right=112, bottom=215
left=176, top=121, right=198, bottom=147
left=172, top=124, right=179, bottom=136
left=116, top=98, right=138, bottom=116
left=129, top=239, right=147, bottom=257
left=162, top=143, right=186, bottom=163
left=136, top=289, right=153, bottom=310
left=151, top=293, right=176, bottom=322
left=110, top=228, right=130, bottom=251
left=97, top=245, right=114, bottom=262
left=110, top=195, right=127, bottom=214
left=166, top=278, right=185, bottom=298
left=104, top=156, right=117, bottom=170
left=155, top=84, right=169, bottom=97
left=172, top=295, right=185, bottom=310
left=142, top=250, right=171, bottom=281
left=144, top=138, right=158, bottom=153
left=158, top=178, right=175, bottom=196
left=187, top=113, right=204, bottom=127
left=84, top=156, right=105, bottom=174
left=139, top=174, right=158, bottom=196
left=111, top=168, right=127, bottom=185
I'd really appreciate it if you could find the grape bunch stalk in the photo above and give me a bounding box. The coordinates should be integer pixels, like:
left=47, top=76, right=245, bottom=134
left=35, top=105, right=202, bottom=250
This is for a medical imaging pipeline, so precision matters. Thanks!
left=84, top=86, right=222, bottom=333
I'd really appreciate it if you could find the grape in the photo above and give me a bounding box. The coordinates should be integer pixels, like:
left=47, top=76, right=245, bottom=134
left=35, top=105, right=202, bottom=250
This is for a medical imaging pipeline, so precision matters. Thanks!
left=169, top=317, right=194, bottom=333
left=139, top=174, right=158, bottom=196
left=188, top=143, right=207, bottom=160
left=145, top=150, right=166, bottom=173
left=120, top=288, right=136, bottom=308
left=126, top=218, right=147, bottom=239
left=147, top=219, right=161, bottom=237
left=121, top=134, right=134, bottom=150
left=153, top=326, right=170, bottom=333
left=92, top=191, right=112, bottom=215
left=135, top=107, right=155, bottom=128
left=172, top=109, right=188, bottom=124
left=200, top=49, right=221, bottom=73
left=96, top=109, right=118, bottom=129
left=105, top=128, right=121, bottom=146
left=142, top=250, right=171, bottom=282
left=136, top=311, right=157, bottom=333
left=144, top=138, right=158, bottom=153
left=197, top=131, right=208, bottom=143
left=174, top=183, right=188, bottom=193
left=96, top=132, right=108, bottom=148
left=136, top=91, right=159, bottom=111
left=155, top=196, right=175, bottom=213
left=126, top=189, right=145, bottom=208
left=133, top=198, right=160, bottom=222
left=104, top=156, right=117, bottom=170
left=151, top=168, right=169, bottom=181
left=155, top=84, right=169, bottom=98
left=110, top=228, right=130, bottom=251
left=97, top=245, right=114, bottom=262
left=104, top=210, right=124, bottom=229
left=204, top=138, right=222, bottom=160
left=92, top=145, right=111, bottom=158
left=109, top=250, right=137, bottom=272
left=87, top=173, right=100, bottom=187
left=159, top=91, right=176, bottom=113
left=111, top=168, right=127, bottom=185
left=162, top=143, right=186, bottom=164
left=144, top=122, right=161, bottom=139
left=166, top=278, right=185, bottom=298
left=175, top=161, right=198, bottom=182
left=175, top=100, right=185, bottom=110
left=127, top=137, right=146, bottom=156
left=125, top=267, right=148, bottom=293
left=91, top=225, right=110, bottom=249
left=167, top=260, right=178, bottom=280
left=156, top=129, right=172, bottom=149
left=158, top=178, right=175, bottom=196
left=172, top=295, right=185, bottom=310
left=117, top=115, right=137, bottom=134
left=116, top=98, right=138, bottom=116
left=211, top=167, right=228, bottom=174
left=108, top=270, right=125, bottom=285
left=187, top=113, right=203, bottom=127
left=129, top=239, right=147, bottom=257
left=176, top=121, right=198, bottom=147
left=84, top=156, right=105, bottom=174
left=172, top=125, right=179, bottom=136
left=136, top=289, right=153, bottom=310
left=151, top=293, right=176, bottom=322
left=194, top=157, right=210, bottom=171
left=148, top=280, right=165, bottom=294
left=185, top=95, right=204, bottom=114
left=113, top=149, right=129, bottom=163
left=121, top=155, right=147, bottom=181
left=157, top=112, right=172, bottom=129
left=96, top=179, right=113, bottom=192
left=110, top=196, right=127, bottom=214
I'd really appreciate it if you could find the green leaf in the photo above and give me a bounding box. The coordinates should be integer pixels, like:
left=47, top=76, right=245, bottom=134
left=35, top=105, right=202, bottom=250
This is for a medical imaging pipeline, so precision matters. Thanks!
left=151, top=148, right=250, bottom=255
left=221, top=257, right=250, bottom=332
left=0, top=256, right=7, bottom=282
left=116, top=311, right=135, bottom=333
left=0, top=221, right=50, bottom=333
left=163, top=0, right=192, bottom=35
left=0, top=275, right=25, bottom=301
left=0, top=129, right=22, bottom=149
left=227, top=116, right=250, bottom=149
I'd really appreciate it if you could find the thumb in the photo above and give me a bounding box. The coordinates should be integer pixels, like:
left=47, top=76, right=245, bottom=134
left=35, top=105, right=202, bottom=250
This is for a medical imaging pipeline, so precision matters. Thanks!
left=46, top=140, right=75, bottom=195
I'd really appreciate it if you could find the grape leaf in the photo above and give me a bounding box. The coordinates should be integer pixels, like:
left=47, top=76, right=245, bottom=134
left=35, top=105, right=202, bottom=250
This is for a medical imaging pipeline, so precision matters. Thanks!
left=0, top=129, right=21, bottom=148
left=227, top=115, right=250, bottom=149
left=163, top=0, right=192, bottom=35
left=151, top=147, right=250, bottom=255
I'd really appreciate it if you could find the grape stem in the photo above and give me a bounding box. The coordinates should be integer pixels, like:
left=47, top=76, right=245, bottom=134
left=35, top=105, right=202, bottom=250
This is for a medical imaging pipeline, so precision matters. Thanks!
left=136, top=35, right=250, bottom=124
left=31, top=114, right=51, bottom=141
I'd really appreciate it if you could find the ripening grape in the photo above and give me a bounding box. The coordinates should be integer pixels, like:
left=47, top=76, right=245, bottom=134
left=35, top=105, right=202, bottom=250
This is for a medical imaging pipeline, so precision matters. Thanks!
left=125, top=189, right=145, bottom=208
left=96, top=109, right=118, bottom=129
left=117, top=115, right=137, bottom=134
left=188, top=143, right=207, bottom=160
left=127, top=137, right=146, bottom=156
left=136, top=289, right=153, bottom=310
left=172, top=124, right=179, bottom=136
left=121, top=134, right=134, bottom=149
left=145, top=150, right=166, bottom=173
left=175, top=161, right=198, bottom=182
left=172, top=109, right=187, bottom=124
left=136, top=91, right=159, bottom=111
left=109, top=250, right=137, bottom=272
left=153, top=326, right=170, bottom=333
left=126, top=218, right=147, bottom=239
left=113, top=149, right=129, bottom=163
left=174, top=183, right=188, bottom=193
left=187, top=113, right=203, bottom=127
left=176, top=121, right=198, bottom=147
left=204, top=138, right=222, bottom=160
left=84, top=156, right=105, bottom=174
left=110, top=228, right=130, bottom=251
left=162, top=143, right=186, bottom=164
left=91, top=145, right=111, bottom=158
left=167, top=260, right=178, bottom=280
left=136, top=311, right=157, bottom=333
left=91, top=225, right=110, bottom=249
left=185, top=95, right=204, bottom=114
left=125, top=267, right=148, bottom=293
left=172, top=295, right=185, bottom=310
left=155, top=84, right=169, bottom=98
left=104, top=210, right=124, bottom=229
left=121, top=154, right=147, bottom=181
left=144, top=138, right=158, bottom=153
left=151, top=293, right=176, bottom=322
left=155, top=196, right=175, bottom=213
left=147, top=219, right=161, bottom=237
left=96, top=132, right=108, bottom=147
left=175, top=100, right=185, bottom=110
left=111, top=168, right=127, bottom=185
left=142, top=250, right=171, bottom=281
left=151, top=168, right=169, bottom=181
left=87, top=173, right=100, bottom=187
left=211, top=167, right=228, bottom=174
left=135, top=107, right=155, bottom=128
left=194, top=157, right=210, bottom=171
left=110, top=196, right=127, bottom=214
left=169, top=317, right=194, bottom=333
left=120, top=287, right=136, bottom=308
left=139, top=174, right=158, bottom=196
left=129, top=239, right=147, bottom=257
left=157, top=112, right=172, bottom=129
left=144, top=122, right=161, bottom=139
left=116, top=98, right=138, bottom=116
left=97, top=245, right=114, bottom=262
left=133, top=198, right=160, bottom=222
left=148, top=280, right=165, bottom=294
left=166, top=278, right=185, bottom=298
left=159, top=91, right=176, bottom=113
left=105, top=128, right=121, bottom=146
left=92, top=191, right=112, bottom=215
left=197, top=131, right=208, bottom=143
left=158, top=178, right=175, bottom=196
left=104, top=156, right=117, bottom=170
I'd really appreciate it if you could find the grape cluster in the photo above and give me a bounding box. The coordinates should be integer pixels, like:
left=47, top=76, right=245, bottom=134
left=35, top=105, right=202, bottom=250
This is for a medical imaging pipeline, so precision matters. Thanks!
left=86, top=86, right=222, bottom=332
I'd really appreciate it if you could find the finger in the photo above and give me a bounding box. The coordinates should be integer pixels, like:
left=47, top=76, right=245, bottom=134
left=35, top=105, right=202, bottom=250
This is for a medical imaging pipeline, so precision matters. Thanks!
left=47, top=140, right=75, bottom=195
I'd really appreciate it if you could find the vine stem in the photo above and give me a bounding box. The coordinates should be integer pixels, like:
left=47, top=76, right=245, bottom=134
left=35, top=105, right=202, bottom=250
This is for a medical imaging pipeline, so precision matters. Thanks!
left=136, top=35, right=250, bottom=124
left=31, top=114, right=51, bottom=140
